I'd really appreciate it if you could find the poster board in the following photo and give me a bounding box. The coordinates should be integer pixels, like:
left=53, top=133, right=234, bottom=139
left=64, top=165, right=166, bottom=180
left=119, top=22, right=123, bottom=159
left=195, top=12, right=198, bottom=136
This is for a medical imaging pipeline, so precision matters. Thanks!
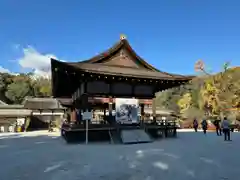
left=115, top=98, right=139, bottom=124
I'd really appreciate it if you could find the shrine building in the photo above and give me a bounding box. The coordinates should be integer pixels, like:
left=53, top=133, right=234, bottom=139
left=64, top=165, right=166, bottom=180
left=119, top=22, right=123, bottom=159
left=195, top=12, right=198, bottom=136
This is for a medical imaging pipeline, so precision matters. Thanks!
left=51, top=35, right=194, bottom=144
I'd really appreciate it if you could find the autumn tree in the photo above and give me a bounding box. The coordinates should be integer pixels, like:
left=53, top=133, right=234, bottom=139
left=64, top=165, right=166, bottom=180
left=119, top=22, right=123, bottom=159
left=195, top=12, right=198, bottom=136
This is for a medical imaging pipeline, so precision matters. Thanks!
left=177, top=93, right=192, bottom=113
left=195, top=60, right=240, bottom=118
left=155, top=60, right=239, bottom=122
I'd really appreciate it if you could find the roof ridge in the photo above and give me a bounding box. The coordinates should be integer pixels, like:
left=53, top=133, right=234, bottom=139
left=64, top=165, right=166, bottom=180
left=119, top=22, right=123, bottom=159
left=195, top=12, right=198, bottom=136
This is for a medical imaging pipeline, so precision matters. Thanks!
left=70, top=39, right=191, bottom=77
left=78, top=40, right=124, bottom=64
left=75, top=39, right=161, bottom=72
left=76, top=62, right=154, bottom=71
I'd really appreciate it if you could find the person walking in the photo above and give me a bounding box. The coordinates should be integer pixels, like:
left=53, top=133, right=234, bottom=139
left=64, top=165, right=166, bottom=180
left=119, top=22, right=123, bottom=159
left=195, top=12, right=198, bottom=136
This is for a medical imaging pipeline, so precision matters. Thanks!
left=222, top=117, right=232, bottom=141
left=201, top=119, right=208, bottom=134
left=48, top=120, right=53, bottom=132
left=193, top=118, right=198, bottom=132
left=214, top=118, right=222, bottom=136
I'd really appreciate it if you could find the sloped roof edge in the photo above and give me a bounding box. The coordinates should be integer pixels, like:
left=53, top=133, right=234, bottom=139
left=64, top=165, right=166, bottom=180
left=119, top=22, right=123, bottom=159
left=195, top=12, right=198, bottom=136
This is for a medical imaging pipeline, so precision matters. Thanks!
left=79, top=39, right=160, bottom=72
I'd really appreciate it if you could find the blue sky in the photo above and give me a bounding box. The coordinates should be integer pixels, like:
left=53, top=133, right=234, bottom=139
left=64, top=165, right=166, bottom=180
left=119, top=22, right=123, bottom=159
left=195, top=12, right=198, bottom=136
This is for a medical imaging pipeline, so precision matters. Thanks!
left=0, top=0, right=239, bottom=75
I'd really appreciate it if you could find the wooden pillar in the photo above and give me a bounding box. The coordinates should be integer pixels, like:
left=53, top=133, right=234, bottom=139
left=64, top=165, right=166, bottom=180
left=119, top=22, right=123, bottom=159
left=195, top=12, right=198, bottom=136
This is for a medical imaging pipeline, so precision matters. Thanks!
left=75, top=109, right=79, bottom=124
left=140, top=103, right=145, bottom=124
left=152, top=97, right=156, bottom=123
left=77, top=100, right=83, bottom=123
left=71, top=108, right=77, bottom=122
left=92, top=109, right=95, bottom=121
left=103, top=108, right=106, bottom=120
left=108, top=97, right=113, bottom=121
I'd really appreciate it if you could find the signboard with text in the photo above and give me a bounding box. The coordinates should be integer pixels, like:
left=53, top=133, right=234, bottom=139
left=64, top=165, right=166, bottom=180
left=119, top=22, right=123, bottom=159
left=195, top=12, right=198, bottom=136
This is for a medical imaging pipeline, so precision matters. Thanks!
left=82, top=111, right=92, bottom=121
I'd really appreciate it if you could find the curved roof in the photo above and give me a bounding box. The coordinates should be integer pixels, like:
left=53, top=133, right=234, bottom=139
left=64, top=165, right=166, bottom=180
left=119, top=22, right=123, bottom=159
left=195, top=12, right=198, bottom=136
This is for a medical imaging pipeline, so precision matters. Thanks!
left=79, top=39, right=160, bottom=72
left=64, top=61, right=192, bottom=80
left=23, top=97, right=65, bottom=110
left=71, top=39, right=192, bottom=78
left=51, top=38, right=194, bottom=81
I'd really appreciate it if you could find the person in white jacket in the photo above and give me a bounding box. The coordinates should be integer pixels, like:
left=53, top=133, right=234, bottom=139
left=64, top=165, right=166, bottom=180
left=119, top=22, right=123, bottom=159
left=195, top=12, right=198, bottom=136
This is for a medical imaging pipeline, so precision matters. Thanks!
left=221, top=117, right=231, bottom=141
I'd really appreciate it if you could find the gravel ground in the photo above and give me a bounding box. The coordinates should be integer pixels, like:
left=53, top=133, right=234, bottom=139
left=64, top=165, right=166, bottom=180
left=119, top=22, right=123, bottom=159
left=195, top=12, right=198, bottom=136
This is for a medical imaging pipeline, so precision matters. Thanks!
left=0, top=131, right=239, bottom=180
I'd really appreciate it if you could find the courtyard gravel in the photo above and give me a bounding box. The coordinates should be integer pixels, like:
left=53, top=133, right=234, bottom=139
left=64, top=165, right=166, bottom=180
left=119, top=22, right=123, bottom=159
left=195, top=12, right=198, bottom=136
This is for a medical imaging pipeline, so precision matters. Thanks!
left=0, top=131, right=239, bottom=180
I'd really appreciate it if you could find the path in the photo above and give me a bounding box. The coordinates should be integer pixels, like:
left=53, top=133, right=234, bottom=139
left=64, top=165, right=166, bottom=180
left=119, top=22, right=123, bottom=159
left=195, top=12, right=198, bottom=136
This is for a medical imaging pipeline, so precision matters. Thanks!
left=0, top=131, right=239, bottom=180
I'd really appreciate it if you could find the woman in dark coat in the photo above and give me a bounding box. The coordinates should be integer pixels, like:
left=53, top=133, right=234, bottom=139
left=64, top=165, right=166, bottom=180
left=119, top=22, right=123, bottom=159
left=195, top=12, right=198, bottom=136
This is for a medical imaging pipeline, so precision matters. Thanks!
left=193, top=118, right=198, bottom=132
left=214, top=118, right=222, bottom=136
left=201, top=119, right=208, bottom=134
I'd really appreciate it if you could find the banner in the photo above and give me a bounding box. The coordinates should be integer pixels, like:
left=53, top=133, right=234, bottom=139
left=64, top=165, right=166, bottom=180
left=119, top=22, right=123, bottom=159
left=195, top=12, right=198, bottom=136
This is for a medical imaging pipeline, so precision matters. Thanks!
left=115, top=98, right=139, bottom=124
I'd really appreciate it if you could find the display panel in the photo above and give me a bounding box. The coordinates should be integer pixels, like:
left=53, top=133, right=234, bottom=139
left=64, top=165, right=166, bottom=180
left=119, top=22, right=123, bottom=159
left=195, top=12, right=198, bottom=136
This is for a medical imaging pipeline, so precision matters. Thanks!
left=115, top=98, right=139, bottom=124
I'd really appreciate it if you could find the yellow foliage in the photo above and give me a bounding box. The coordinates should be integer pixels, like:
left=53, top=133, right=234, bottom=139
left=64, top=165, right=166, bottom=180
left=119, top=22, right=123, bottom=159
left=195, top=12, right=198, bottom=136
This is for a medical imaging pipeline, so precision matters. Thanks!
left=40, top=85, right=51, bottom=96
left=177, top=93, right=192, bottom=113
left=199, top=67, right=240, bottom=116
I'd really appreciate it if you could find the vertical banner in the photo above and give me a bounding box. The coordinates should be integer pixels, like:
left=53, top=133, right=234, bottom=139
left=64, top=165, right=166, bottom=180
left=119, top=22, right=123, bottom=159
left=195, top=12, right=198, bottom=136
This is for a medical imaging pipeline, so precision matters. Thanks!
left=115, top=98, right=139, bottom=124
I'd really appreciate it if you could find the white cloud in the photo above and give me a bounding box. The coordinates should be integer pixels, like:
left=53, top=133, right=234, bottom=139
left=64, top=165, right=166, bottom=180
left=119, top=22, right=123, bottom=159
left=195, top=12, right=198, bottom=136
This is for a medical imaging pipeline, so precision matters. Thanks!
left=18, top=46, right=58, bottom=78
left=0, top=66, right=10, bottom=73
left=1, top=45, right=63, bottom=78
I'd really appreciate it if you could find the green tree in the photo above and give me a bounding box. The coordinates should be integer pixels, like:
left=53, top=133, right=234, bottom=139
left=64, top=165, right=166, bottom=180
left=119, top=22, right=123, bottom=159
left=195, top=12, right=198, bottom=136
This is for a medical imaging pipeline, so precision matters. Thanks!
left=0, top=73, right=14, bottom=103
left=32, top=77, right=51, bottom=97
left=155, top=87, right=182, bottom=112
left=5, top=75, right=33, bottom=104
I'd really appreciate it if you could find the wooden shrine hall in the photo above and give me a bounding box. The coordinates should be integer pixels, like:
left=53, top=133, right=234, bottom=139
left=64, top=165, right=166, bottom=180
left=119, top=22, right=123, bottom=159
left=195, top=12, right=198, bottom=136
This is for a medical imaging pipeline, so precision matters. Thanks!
left=51, top=35, right=194, bottom=144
